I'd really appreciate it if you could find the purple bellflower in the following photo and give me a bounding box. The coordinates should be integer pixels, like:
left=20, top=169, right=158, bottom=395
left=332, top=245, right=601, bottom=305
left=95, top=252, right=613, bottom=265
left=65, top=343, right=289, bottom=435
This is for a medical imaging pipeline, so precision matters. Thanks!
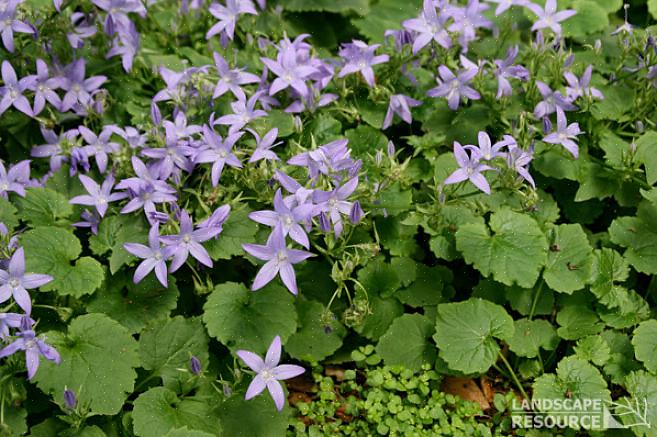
left=0, top=160, right=30, bottom=198
left=487, top=0, right=528, bottom=16
left=427, top=65, right=480, bottom=111
left=212, top=52, right=260, bottom=100
left=0, top=317, right=60, bottom=380
left=312, top=177, right=359, bottom=237
left=261, top=46, right=318, bottom=98
left=563, top=65, right=604, bottom=101
left=337, top=40, right=389, bottom=87
left=542, top=108, right=582, bottom=158
left=526, top=0, right=576, bottom=35
left=237, top=335, right=305, bottom=411
left=123, top=224, right=174, bottom=286
left=533, top=81, right=576, bottom=118
left=0, top=312, right=24, bottom=339
left=249, top=189, right=315, bottom=249
left=0, top=60, right=35, bottom=117
left=475, top=131, right=508, bottom=161
left=382, top=94, right=422, bottom=129
left=28, top=59, right=64, bottom=115
left=92, top=0, right=146, bottom=34
left=0, top=0, right=35, bottom=53
left=248, top=128, right=281, bottom=163
left=78, top=126, right=120, bottom=174
left=493, top=46, right=529, bottom=98
left=447, top=0, right=493, bottom=51
left=0, top=248, right=53, bottom=314
left=69, top=174, right=127, bottom=217
left=67, top=12, right=97, bottom=49
left=287, top=139, right=355, bottom=181
left=106, top=21, right=140, bottom=72
left=214, top=92, right=267, bottom=133
left=195, top=125, right=243, bottom=186
left=242, top=226, right=314, bottom=295
left=444, top=142, right=493, bottom=194
left=160, top=210, right=219, bottom=272
left=403, top=0, right=451, bottom=54
left=206, top=0, right=257, bottom=42
left=197, top=204, right=231, bottom=237
left=507, top=143, right=535, bottom=188
left=73, top=209, right=101, bottom=235
left=60, top=59, right=107, bottom=112
left=31, top=128, right=77, bottom=173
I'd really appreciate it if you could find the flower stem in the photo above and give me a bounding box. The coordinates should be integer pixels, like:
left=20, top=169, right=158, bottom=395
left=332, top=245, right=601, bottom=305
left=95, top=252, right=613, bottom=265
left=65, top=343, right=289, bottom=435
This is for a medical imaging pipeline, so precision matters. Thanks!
left=498, top=351, right=529, bottom=401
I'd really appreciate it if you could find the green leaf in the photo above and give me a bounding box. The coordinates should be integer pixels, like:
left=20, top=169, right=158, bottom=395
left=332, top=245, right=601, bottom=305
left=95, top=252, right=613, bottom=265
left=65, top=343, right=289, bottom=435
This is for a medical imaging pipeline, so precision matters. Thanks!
left=206, top=208, right=258, bottom=260
left=395, top=264, right=447, bottom=307
left=455, top=208, right=548, bottom=288
left=357, top=256, right=401, bottom=297
left=164, top=428, right=215, bottom=437
left=250, top=110, right=295, bottom=138
left=203, top=282, right=297, bottom=353
left=376, top=314, right=435, bottom=371
left=218, top=394, right=288, bottom=437
left=2, top=404, right=26, bottom=436
left=590, top=84, right=635, bottom=121
left=556, top=305, right=603, bottom=340
left=532, top=357, right=611, bottom=428
left=651, top=0, right=657, bottom=20
left=589, top=248, right=629, bottom=304
left=0, top=197, right=18, bottom=230
left=132, top=387, right=221, bottom=437
left=562, top=0, right=608, bottom=38
left=609, top=202, right=657, bottom=275
left=87, top=273, right=179, bottom=334
left=21, top=227, right=104, bottom=297
left=433, top=298, right=514, bottom=374
left=621, top=371, right=657, bottom=435
left=594, top=0, right=622, bottom=13
left=375, top=183, right=413, bottom=216
left=353, top=295, right=403, bottom=340
left=344, top=124, right=388, bottom=157
left=428, top=205, right=485, bottom=261
left=601, top=330, right=641, bottom=385
left=15, top=187, right=72, bottom=227
left=376, top=216, right=419, bottom=257
left=507, top=318, right=559, bottom=358
left=574, top=336, right=611, bottom=366
left=351, top=0, right=421, bottom=42
left=281, top=0, right=368, bottom=13
left=139, top=316, right=209, bottom=387
left=632, top=320, right=657, bottom=374
left=286, top=300, right=346, bottom=361
left=636, top=131, right=657, bottom=185
left=89, top=215, right=148, bottom=274
left=34, top=314, right=140, bottom=415
left=543, top=224, right=593, bottom=294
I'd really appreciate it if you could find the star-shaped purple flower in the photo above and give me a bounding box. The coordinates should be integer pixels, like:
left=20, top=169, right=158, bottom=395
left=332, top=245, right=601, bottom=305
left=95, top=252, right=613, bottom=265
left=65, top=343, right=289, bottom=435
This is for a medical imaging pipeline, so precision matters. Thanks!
left=427, top=65, right=480, bottom=111
left=212, top=52, right=260, bottom=100
left=382, top=94, right=422, bottom=129
left=237, top=335, right=305, bottom=411
left=312, top=177, right=359, bottom=237
left=493, top=46, right=529, bottom=98
left=533, top=81, right=576, bottom=118
left=526, top=0, right=576, bottom=35
left=0, top=317, right=60, bottom=380
left=0, top=0, right=35, bottom=53
left=206, top=0, right=257, bottom=42
left=248, top=128, right=281, bottom=163
left=249, top=189, right=315, bottom=249
left=403, top=0, right=451, bottom=54
left=0, top=248, right=53, bottom=314
left=123, top=224, right=174, bottom=286
left=543, top=108, right=582, bottom=158
left=195, top=125, right=243, bottom=186
left=444, top=141, right=493, bottom=194
left=160, top=210, right=219, bottom=272
left=69, top=174, right=127, bottom=217
left=0, top=60, right=35, bottom=117
left=0, top=160, right=30, bottom=198
left=337, top=40, right=389, bottom=88
left=564, top=65, right=604, bottom=101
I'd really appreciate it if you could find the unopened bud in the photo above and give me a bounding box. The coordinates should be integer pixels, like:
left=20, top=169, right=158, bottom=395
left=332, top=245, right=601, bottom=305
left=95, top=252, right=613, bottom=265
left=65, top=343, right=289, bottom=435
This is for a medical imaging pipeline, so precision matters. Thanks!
left=64, top=389, right=77, bottom=409
left=190, top=356, right=202, bottom=375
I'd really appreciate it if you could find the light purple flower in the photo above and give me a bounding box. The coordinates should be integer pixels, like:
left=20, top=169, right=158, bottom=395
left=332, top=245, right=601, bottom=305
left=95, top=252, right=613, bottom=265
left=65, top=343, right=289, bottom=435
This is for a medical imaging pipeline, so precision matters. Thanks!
left=447, top=0, right=492, bottom=51
left=403, top=0, right=451, bottom=54
left=564, top=65, right=604, bottom=101
left=287, top=139, right=355, bottom=181
left=0, top=318, right=60, bottom=380
left=0, top=248, right=52, bottom=314
left=69, top=174, right=127, bottom=217
left=312, top=177, right=359, bottom=237
left=0, top=160, right=30, bottom=198
left=60, top=59, right=107, bottom=112
left=444, top=142, right=493, bottom=194
left=73, top=209, right=101, bottom=234
left=493, top=46, right=529, bottom=98
left=543, top=108, right=582, bottom=158
left=261, top=46, right=317, bottom=98
left=92, top=0, right=146, bottom=34
left=0, top=0, right=35, bottom=53
left=427, top=65, right=480, bottom=110
left=27, top=59, right=64, bottom=115
left=249, top=189, right=315, bottom=249
left=214, top=92, right=267, bottom=133
left=487, top=0, right=528, bottom=16
left=120, top=182, right=177, bottom=220
left=106, top=21, right=140, bottom=72
left=0, top=313, right=24, bottom=339
left=0, top=60, right=35, bottom=117
left=242, top=226, right=314, bottom=295
left=31, top=127, right=75, bottom=172
left=506, top=142, right=535, bottom=188
left=533, top=81, right=576, bottom=118
left=206, top=0, right=257, bottom=41
left=78, top=126, right=120, bottom=174
left=382, top=94, right=422, bottom=129
left=67, top=12, right=97, bottom=49
left=197, top=204, right=231, bottom=237
left=237, top=335, right=305, bottom=411
left=212, top=52, right=260, bottom=100
left=160, top=210, right=218, bottom=272
left=248, top=128, right=281, bottom=163
left=123, top=224, right=174, bottom=286
left=526, top=0, right=576, bottom=35
left=195, top=125, right=243, bottom=186
left=337, top=40, right=389, bottom=87
left=475, top=131, right=509, bottom=161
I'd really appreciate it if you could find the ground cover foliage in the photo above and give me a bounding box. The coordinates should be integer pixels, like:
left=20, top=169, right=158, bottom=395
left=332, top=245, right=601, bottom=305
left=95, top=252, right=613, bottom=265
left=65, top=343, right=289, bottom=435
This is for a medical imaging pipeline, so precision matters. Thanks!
left=0, top=0, right=657, bottom=435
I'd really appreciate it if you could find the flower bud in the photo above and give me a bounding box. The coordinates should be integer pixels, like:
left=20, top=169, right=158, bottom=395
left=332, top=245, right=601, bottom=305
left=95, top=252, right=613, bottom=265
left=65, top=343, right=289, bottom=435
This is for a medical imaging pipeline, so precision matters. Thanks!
left=64, top=389, right=77, bottom=409
left=190, top=356, right=202, bottom=375
left=349, top=201, right=364, bottom=224
left=319, top=212, right=331, bottom=232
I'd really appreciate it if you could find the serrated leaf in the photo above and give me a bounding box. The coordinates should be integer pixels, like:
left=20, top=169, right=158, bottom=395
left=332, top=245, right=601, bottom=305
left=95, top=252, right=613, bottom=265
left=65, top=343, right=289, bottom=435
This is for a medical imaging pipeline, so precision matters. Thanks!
left=556, top=305, right=603, bottom=340
left=376, top=314, right=435, bottom=371
left=636, top=131, right=657, bottom=185
left=352, top=0, right=421, bottom=42
left=508, top=318, right=558, bottom=358
left=632, top=320, right=657, bottom=374
left=375, top=216, right=419, bottom=257
left=15, top=187, right=72, bottom=226
left=395, top=264, right=446, bottom=307
left=0, top=197, right=18, bottom=230
left=543, top=224, right=593, bottom=293
left=589, top=248, right=629, bottom=303
left=344, top=124, right=388, bottom=157
left=206, top=208, right=258, bottom=260
left=203, top=282, right=297, bottom=353
left=590, top=84, right=635, bottom=121
left=601, top=330, right=641, bottom=385
left=433, top=298, right=514, bottom=374
left=456, top=208, right=548, bottom=288
left=354, top=295, right=403, bottom=340
left=132, top=387, right=221, bottom=437
left=532, top=357, right=611, bottom=429
left=562, top=0, right=608, bottom=38
left=621, top=371, right=657, bottom=435
left=574, top=336, right=611, bottom=366
left=286, top=300, right=346, bottom=361
left=429, top=204, right=485, bottom=261
left=218, top=394, right=288, bottom=437
left=164, top=428, right=215, bottom=437
left=21, top=227, right=104, bottom=297
left=34, top=314, right=140, bottom=415
left=86, top=273, right=179, bottom=334
left=357, top=256, right=401, bottom=297
left=89, top=214, right=148, bottom=274
left=139, top=316, right=209, bottom=387
left=609, top=202, right=657, bottom=275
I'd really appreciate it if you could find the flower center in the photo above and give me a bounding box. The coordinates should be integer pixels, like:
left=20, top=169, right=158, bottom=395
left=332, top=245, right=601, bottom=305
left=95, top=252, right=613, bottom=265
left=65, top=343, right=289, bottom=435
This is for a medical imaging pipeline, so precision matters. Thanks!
left=153, top=252, right=163, bottom=261
left=277, top=250, right=288, bottom=263
left=261, top=369, right=274, bottom=382
left=8, top=278, right=20, bottom=288
left=182, top=234, right=192, bottom=244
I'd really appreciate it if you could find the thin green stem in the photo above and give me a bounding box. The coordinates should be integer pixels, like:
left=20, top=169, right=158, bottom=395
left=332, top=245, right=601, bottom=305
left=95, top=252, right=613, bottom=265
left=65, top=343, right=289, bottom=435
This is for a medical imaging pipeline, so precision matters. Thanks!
left=528, top=276, right=545, bottom=320
left=499, top=352, right=529, bottom=401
